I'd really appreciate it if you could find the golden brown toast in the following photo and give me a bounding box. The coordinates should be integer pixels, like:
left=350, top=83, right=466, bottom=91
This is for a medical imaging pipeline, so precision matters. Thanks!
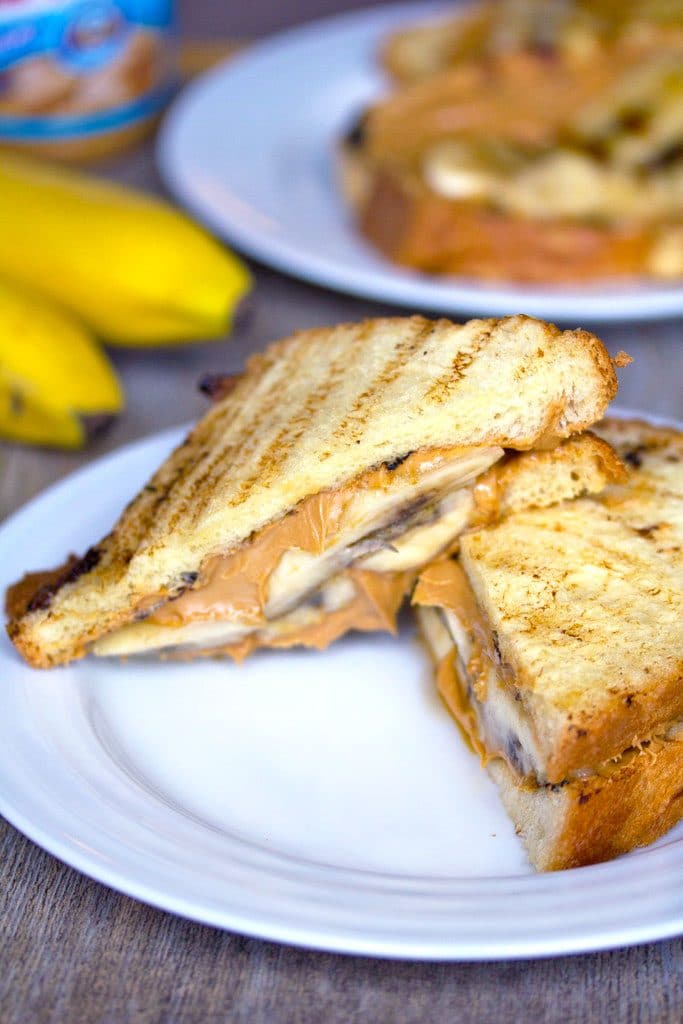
left=344, top=161, right=676, bottom=284
left=6, top=315, right=617, bottom=668
left=488, top=733, right=683, bottom=872
left=461, top=508, right=682, bottom=780
left=594, top=418, right=683, bottom=566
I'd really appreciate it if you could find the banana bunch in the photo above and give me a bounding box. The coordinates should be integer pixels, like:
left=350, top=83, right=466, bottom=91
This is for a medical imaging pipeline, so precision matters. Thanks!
left=0, top=280, right=122, bottom=449
left=0, top=153, right=251, bottom=448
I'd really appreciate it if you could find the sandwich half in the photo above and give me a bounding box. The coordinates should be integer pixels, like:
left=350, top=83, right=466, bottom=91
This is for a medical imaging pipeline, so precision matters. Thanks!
left=414, top=418, right=683, bottom=870
left=341, top=3, right=683, bottom=282
left=6, top=315, right=617, bottom=668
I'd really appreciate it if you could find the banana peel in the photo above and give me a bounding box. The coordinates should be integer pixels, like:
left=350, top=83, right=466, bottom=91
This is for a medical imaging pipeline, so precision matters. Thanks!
left=0, top=279, right=123, bottom=449
left=0, top=153, right=251, bottom=346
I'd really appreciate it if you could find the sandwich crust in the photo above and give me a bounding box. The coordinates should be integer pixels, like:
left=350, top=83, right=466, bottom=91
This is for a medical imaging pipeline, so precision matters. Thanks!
left=469, top=432, right=626, bottom=523
left=489, top=737, right=683, bottom=871
left=351, top=164, right=671, bottom=284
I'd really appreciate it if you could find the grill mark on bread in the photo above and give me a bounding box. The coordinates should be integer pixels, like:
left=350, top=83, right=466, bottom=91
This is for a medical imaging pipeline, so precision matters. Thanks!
left=255, top=334, right=356, bottom=482
left=479, top=514, right=671, bottom=601
left=228, top=422, right=299, bottom=505
left=332, top=319, right=436, bottom=441
left=209, top=324, right=374, bottom=513
left=171, top=373, right=282, bottom=527
left=216, top=333, right=350, bottom=511
left=426, top=319, right=496, bottom=404
left=362, top=318, right=435, bottom=399
left=143, top=405, right=239, bottom=536
left=328, top=319, right=390, bottom=442
left=72, top=421, right=211, bottom=582
left=182, top=337, right=308, bottom=520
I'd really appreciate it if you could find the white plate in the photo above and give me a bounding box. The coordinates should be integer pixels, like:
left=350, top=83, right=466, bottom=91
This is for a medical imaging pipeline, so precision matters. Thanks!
left=1, top=411, right=683, bottom=960
left=157, top=2, right=683, bottom=323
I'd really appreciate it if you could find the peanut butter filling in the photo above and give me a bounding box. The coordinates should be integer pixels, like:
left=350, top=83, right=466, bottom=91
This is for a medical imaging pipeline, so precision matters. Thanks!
left=148, top=445, right=491, bottom=629
left=413, top=557, right=505, bottom=701
left=204, top=567, right=415, bottom=663
left=93, top=567, right=416, bottom=659
left=435, top=651, right=489, bottom=763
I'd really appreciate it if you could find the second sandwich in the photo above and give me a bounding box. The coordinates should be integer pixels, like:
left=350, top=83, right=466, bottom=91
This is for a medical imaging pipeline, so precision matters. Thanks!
left=414, top=418, right=683, bottom=870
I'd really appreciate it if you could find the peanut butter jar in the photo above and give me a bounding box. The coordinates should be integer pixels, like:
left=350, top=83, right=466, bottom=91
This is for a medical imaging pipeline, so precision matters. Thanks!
left=0, top=1, right=176, bottom=159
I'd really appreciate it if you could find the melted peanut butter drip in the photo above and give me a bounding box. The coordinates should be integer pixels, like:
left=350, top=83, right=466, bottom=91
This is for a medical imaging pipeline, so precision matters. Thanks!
left=171, top=568, right=415, bottom=663
left=149, top=446, right=476, bottom=627
left=435, top=652, right=489, bottom=763
left=413, top=558, right=503, bottom=699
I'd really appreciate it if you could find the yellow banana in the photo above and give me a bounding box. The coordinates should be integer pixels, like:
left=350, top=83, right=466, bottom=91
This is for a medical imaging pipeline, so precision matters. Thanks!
left=0, top=154, right=251, bottom=346
left=0, top=279, right=123, bottom=449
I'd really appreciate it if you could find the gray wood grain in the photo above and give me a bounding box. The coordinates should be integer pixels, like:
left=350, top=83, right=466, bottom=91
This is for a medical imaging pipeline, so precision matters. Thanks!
left=1, top=1, right=683, bottom=1020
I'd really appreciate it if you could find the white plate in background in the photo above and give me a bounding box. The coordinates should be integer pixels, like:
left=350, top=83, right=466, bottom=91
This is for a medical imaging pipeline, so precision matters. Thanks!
left=157, top=2, right=683, bottom=323
left=0, top=411, right=682, bottom=960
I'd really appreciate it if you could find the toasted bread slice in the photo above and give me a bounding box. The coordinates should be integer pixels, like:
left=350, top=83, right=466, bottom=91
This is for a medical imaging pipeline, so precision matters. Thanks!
left=418, top=603, right=683, bottom=870
left=461, top=511, right=682, bottom=780
left=6, top=315, right=616, bottom=669
left=593, top=418, right=683, bottom=566
left=415, top=419, right=683, bottom=869
left=345, top=161, right=672, bottom=283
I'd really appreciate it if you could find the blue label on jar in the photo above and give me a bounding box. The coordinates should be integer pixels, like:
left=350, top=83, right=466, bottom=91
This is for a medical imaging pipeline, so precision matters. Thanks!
left=58, top=3, right=131, bottom=73
left=0, top=0, right=175, bottom=141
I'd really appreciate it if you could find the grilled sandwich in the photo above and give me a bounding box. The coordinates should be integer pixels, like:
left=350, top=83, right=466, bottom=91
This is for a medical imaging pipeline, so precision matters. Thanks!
left=6, top=315, right=617, bottom=669
left=341, top=1, right=683, bottom=282
left=414, top=419, right=683, bottom=870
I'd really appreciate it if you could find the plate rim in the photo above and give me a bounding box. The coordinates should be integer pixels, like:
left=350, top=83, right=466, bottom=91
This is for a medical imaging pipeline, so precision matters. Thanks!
left=0, top=406, right=682, bottom=961
left=156, top=1, right=683, bottom=324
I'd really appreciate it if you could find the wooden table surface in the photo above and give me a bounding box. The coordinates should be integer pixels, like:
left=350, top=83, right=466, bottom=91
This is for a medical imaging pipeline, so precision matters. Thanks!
left=2, top=3, right=683, bottom=1021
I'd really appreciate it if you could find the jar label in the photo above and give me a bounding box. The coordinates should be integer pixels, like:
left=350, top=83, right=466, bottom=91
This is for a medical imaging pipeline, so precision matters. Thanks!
left=0, top=0, right=175, bottom=140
